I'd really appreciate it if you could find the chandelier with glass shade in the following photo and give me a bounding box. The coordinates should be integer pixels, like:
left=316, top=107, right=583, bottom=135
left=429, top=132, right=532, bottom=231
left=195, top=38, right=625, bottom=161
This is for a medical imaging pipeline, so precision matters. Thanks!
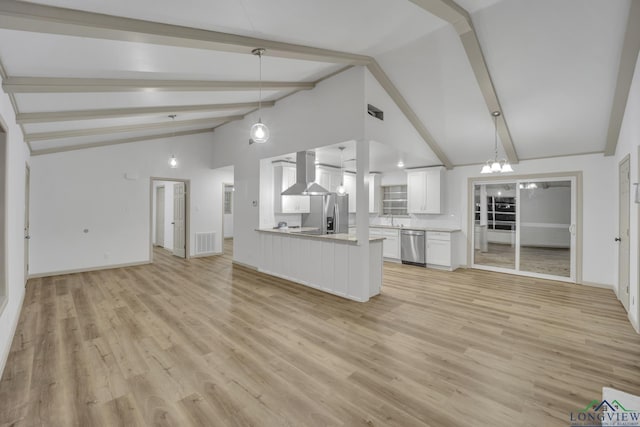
left=481, top=111, right=513, bottom=174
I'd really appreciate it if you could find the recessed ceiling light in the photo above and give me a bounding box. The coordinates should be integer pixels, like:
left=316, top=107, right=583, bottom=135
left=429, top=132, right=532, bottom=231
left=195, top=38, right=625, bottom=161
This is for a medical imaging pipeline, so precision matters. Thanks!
left=397, top=161, right=405, bottom=168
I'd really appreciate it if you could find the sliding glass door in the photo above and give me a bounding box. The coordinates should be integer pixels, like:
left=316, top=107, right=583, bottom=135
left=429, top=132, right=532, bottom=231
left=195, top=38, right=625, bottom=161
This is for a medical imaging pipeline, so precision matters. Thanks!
left=472, top=177, right=577, bottom=282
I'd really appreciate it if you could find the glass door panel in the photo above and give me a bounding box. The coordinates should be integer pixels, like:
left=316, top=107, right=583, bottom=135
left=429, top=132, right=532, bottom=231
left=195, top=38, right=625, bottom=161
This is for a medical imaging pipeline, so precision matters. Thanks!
left=518, top=180, right=574, bottom=278
left=473, top=183, right=517, bottom=270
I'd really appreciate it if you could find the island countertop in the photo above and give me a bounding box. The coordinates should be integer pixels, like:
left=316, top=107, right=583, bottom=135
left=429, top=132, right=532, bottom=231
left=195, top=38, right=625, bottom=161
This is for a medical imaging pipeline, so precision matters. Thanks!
left=257, top=228, right=384, bottom=244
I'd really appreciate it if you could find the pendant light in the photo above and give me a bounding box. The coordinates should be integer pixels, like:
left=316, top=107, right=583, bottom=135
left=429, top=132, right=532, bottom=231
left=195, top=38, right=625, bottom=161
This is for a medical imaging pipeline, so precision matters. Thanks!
left=336, top=146, right=346, bottom=195
left=249, top=48, right=270, bottom=144
left=168, top=114, right=178, bottom=168
left=481, top=111, right=513, bottom=174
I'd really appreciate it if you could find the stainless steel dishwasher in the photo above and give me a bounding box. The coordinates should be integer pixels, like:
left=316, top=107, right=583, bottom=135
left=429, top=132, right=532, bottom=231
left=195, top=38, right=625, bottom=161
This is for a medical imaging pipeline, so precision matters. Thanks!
left=401, top=229, right=426, bottom=267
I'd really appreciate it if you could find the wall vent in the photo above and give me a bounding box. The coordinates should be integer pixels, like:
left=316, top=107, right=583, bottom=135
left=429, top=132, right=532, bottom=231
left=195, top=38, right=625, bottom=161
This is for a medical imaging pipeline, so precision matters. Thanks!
left=195, top=232, right=216, bottom=255
left=367, top=104, right=384, bottom=121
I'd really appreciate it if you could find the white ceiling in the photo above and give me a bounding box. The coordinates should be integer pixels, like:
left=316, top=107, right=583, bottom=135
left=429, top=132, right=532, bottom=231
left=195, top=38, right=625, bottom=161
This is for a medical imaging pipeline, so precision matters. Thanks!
left=0, top=0, right=634, bottom=166
left=273, top=140, right=435, bottom=173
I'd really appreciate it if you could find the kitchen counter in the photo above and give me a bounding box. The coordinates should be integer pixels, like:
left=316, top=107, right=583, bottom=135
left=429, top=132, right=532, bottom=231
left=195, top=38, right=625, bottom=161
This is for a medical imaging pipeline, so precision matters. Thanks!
left=257, top=228, right=385, bottom=244
left=256, top=228, right=383, bottom=302
left=350, top=225, right=461, bottom=233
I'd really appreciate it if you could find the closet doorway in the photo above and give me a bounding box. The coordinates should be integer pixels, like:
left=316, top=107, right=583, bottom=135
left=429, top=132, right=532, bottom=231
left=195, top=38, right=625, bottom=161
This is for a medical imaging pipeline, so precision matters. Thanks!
left=470, top=174, right=580, bottom=283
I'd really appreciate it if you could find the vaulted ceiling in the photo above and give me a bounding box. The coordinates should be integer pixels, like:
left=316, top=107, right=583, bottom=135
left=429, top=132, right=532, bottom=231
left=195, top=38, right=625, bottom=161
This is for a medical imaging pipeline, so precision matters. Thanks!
left=0, top=0, right=636, bottom=167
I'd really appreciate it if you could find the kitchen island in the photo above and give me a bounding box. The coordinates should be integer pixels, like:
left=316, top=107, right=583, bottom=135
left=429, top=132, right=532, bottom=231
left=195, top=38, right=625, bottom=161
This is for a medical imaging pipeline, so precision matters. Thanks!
left=257, top=228, right=384, bottom=302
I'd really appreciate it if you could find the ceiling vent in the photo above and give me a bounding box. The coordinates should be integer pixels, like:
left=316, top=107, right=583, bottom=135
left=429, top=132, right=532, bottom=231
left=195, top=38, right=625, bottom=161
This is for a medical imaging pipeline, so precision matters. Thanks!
left=367, top=104, right=384, bottom=121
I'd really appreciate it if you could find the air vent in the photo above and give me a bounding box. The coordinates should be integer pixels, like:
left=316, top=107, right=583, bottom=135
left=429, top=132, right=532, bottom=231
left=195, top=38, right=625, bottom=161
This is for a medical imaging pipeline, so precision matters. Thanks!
left=195, top=232, right=215, bottom=255
left=367, top=104, right=384, bottom=121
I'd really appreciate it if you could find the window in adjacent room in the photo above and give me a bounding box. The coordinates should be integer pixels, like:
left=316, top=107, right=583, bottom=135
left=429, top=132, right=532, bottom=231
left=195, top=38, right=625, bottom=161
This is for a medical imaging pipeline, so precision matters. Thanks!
left=224, top=185, right=234, bottom=214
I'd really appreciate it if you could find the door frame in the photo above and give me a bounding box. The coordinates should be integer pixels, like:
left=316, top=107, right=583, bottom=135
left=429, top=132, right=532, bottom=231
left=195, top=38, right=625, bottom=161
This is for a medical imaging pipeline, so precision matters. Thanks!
left=154, top=185, right=165, bottom=248
left=24, top=163, right=30, bottom=283
left=149, top=177, right=190, bottom=262
left=0, top=117, right=7, bottom=316
left=467, top=171, right=583, bottom=284
left=618, top=154, right=631, bottom=310
left=222, top=182, right=233, bottom=240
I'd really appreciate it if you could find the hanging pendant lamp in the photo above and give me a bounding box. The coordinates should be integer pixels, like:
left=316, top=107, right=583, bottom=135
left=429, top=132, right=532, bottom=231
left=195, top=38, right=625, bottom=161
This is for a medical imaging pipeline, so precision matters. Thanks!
left=481, top=111, right=513, bottom=174
left=336, top=146, right=346, bottom=195
left=168, top=114, right=178, bottom=168
left=249, top=48, right=270, bottom=144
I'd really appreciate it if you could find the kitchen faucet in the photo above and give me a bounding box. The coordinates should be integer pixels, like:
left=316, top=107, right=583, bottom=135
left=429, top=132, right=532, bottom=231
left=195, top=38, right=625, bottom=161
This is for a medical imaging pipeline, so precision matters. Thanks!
left=390, top=214, right=394, bottom=227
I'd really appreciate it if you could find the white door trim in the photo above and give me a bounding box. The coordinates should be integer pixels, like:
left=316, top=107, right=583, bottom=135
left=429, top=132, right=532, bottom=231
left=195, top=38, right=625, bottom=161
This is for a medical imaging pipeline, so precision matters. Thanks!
left=468, top=171, right=583, bottom=284
left=618, top=154, right=631, bottom=311
left=149, top=177, right=190, bottom=263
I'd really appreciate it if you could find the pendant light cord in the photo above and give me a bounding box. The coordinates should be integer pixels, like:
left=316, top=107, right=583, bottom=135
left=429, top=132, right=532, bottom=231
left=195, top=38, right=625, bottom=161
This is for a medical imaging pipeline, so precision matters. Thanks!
left=258, top=50, right=263, bottom=121
left=494, top=113, right=498, bottom=162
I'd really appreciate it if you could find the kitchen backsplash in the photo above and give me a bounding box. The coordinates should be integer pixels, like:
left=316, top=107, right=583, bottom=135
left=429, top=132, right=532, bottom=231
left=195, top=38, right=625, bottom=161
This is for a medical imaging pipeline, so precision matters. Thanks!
left=368, top=213, right=459, bottom=229
left=273, top=214, right=302, bottom=227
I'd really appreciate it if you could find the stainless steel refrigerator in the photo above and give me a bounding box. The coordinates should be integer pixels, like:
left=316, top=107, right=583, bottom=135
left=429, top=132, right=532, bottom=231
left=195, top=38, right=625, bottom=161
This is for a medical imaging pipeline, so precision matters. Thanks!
left=302, top=193, right=349, bottom=234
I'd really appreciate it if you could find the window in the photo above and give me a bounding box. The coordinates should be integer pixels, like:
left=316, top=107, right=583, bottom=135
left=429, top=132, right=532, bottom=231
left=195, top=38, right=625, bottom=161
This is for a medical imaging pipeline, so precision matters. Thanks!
left=382, top=185, right=407, bottom=216
left=224, top=185, right=234, bottom=214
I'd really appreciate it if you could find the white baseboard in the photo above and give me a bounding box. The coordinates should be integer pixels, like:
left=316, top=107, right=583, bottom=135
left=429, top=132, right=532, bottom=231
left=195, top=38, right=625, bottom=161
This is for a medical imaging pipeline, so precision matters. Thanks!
left=580, top=281, right=615, bottom=290
left=0, top=286, right=26, bottom=380
left=232, top=260, right=258, bottom=271
left=28, top=260, right=151, bottom=279
left=191, top=251, right=222, bottom=258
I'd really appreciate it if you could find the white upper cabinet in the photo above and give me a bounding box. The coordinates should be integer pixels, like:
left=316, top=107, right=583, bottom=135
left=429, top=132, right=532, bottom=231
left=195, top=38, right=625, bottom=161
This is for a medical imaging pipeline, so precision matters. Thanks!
left=369, top=173, right=381, bottom=214
left=316, top=166, right=342, bottom=193
left=343, top=173, right=357, bottom=213
left=406, top=167, right=443, bottom=214
left=273, top=163, right=310, bottom=214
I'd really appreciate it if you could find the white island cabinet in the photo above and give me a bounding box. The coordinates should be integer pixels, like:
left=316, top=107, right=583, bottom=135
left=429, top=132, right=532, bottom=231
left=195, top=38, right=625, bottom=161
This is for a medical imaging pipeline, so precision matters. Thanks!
left=257, top=229, right=384, bottom=302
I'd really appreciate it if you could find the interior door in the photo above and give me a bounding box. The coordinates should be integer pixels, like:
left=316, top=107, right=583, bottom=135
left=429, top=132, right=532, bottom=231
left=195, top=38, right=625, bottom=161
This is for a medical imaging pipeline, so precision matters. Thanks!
left=618, top=157, right=630, bottom=311
left=155, top=186, right=165, bottom=247
left=24, top=165, right=30, bottom=281
left=173, top=182, right=186, bottom=258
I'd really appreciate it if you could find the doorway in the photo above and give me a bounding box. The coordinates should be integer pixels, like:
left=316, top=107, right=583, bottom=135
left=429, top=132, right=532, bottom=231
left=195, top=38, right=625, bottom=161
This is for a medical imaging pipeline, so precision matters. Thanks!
left=618, top=155, right=630, bottom=311
left=470, top=174, right=580, bottom=283
left=150, top=178, right=189, bottom=261
left=0, top=123, right=6, bottom=314
left=24, top=164, right=30, bottom=282
left=155, top=186, right=165, bottom=247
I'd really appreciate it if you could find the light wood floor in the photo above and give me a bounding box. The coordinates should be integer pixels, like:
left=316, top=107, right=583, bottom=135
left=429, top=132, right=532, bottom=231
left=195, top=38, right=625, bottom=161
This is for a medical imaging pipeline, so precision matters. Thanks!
left=475, top=243, right=571, bottom=277
left=1, top=238, right=639, bottom=426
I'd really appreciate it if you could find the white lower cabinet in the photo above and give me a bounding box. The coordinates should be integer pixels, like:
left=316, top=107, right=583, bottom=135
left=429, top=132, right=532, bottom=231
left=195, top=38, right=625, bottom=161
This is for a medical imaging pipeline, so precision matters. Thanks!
left=382, top=229, right=400, bottom=259
left=369, top=228, right=400, bottom=260
left=426, top=231, right=458, bottom=270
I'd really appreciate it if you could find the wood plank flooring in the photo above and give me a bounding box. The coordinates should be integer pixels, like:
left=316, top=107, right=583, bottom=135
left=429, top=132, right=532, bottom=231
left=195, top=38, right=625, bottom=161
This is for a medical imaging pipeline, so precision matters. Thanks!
left=1, top=238, right=639, bottom=426
left=475, top=243, right=571, bottom=277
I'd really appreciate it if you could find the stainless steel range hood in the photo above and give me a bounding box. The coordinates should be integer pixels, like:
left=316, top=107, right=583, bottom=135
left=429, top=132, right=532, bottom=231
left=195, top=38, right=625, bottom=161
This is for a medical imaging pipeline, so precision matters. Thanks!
left=281, top=151, right=330, bottom=196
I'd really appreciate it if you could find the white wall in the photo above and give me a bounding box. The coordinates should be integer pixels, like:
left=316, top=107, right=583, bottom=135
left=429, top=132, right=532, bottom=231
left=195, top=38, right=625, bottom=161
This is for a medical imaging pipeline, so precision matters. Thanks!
left=614, top=51, right=640, bottom=331
left=0, top=73, right=31, bottom=377
left=30, top=133, right=232, bottom=275
left=445, top=154, right=616, bottom=287
left=211, top=66, right=365, bottom=267
left=151, top=181, right=175, bottom=250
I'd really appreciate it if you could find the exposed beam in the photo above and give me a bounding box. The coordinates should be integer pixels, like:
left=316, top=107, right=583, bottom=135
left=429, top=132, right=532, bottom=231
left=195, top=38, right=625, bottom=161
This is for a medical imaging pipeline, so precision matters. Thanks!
left=16, top=101, right=276, bottom=124
left=0, top=0, right=371, bottom=65
left=3, top=77, right=314, bottom=93
left=367, top=61, right=453, bottom=169
left=25, top=116, right=242, bottom=142
left=409, top=0, right=519, bottom=164
left=604, top=0, right=640, bottom=156
left=31, top=128, right=213, bottom=156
